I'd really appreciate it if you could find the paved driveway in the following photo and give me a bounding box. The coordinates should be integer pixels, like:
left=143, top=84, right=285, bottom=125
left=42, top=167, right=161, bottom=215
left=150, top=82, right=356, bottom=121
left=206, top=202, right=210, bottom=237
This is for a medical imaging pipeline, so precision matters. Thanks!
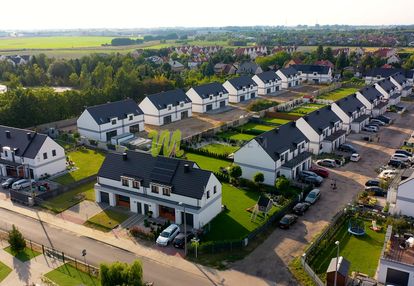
left=57, top=200, right=108, bottom=224
left=231, top=104, right=414, bottom=285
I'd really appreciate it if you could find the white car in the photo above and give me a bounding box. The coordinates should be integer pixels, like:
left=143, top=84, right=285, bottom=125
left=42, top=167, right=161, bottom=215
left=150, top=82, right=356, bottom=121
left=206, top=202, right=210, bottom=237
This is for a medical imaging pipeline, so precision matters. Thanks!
left=362, top=126, right=378, bottom=133
left=370, top=119, right=386, bottom=126
left=11, top=179, right=36, bottom=190
left=378, top=170, right=398, bottom=180
left=391, top=153, right=412, bottom=163
left=156, top=224, right=180, bottom=246
left=350, top=153, right=361, bottom=162
left=304, top=189, right=321, bottom=204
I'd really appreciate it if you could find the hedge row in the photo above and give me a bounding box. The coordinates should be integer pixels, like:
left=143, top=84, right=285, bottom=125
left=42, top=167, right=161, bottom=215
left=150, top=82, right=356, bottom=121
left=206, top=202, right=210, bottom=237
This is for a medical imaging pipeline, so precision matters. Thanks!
left=182, top=145, right=233, bottom=161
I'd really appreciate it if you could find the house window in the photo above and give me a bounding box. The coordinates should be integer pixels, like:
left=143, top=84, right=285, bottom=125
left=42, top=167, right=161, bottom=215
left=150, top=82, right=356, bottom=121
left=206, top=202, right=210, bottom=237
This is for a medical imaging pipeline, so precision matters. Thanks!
left=4, top=150, right=8, bottom=157
left=213, top=186, right=217, bottom=194
left=243, top=88, right=246, bottom=91
left=122, top=178, right=129, bottom=187
left=132, top=180, right=140, bottom=189
left=43, top=152, right=48, bottom=160
left=151, top=185, right=159, bottom=194
left=276, top=171, right=280, bottom=178
left=180, top=102, right=184, bottom=107
left=219, top=94, right=222, bottom=98
left=168, top=106, right=172, bottom=111
left=129, top=115, right=133, bottom=121
left=162, top=187, right=171, bottom=196
left=111, top=119, right=117, bottom=125
left=207, top=191, right=210, bottom=199
left=209, top=95, right=213, bottom=100
left=52, top=150, right=56, bottom=157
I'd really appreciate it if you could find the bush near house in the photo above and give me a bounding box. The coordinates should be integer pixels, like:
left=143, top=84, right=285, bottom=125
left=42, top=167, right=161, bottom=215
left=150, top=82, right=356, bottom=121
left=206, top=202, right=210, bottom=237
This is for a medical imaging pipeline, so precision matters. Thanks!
left=247, top=99, right=279, bottom=112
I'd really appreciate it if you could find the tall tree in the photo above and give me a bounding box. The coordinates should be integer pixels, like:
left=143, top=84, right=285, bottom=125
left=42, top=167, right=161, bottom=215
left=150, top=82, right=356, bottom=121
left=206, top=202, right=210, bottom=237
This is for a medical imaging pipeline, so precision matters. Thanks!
left=316, top=45, right=324, bottom=60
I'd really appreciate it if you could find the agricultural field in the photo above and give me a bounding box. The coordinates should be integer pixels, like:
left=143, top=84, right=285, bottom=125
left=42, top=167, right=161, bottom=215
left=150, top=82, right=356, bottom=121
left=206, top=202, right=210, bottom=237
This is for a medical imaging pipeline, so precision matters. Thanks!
left=317, top=87, right=360, bottom=101
left=0, top=36, right=116, bottom=49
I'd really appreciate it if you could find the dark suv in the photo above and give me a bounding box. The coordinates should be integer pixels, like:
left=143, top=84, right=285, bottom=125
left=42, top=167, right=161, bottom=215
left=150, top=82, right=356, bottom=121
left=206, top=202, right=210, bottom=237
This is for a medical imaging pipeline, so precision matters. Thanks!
left=338, top=144, right=357, bottom=153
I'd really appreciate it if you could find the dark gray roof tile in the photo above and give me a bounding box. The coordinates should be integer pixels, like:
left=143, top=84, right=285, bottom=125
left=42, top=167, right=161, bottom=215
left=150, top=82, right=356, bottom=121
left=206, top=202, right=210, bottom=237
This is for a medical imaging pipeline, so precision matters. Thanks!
left=86, top=99, right=143, bottom=125
left=191, top=82, right=228, bottom=99
left=147, top=89, right=191, bottom=110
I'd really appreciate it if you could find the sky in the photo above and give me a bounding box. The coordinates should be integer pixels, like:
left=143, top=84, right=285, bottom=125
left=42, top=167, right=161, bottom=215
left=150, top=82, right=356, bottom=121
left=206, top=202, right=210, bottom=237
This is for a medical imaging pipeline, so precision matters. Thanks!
left=1, top=0, right=414, bottom=30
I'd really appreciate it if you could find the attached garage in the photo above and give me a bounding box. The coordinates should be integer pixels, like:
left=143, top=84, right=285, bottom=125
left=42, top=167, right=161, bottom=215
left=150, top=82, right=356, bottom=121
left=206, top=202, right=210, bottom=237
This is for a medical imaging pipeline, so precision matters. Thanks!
left=116, top=194, right=130, bottom=208
left=181, top=212, right=194, bottom=228
left=386, top=268, right=409, bottom=286
left=206, top=104, right=213, bottom=112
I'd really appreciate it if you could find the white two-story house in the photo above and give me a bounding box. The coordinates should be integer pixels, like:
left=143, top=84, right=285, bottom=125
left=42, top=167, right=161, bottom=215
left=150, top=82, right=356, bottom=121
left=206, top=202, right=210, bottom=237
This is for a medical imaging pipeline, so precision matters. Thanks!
left=0, top=126, right=66, bottom=179
left=364, top=68, right=404, bottom=84
left=375, top=78, right=401, bottom=106
left=234, top=122, right=311, bottom=185
left=331, top=94, right=370, bottom=133
left=95, top=151, right=222, bottom=229
left=390, top=72, right=412, bottom=97
left=252, top=71, right=282, bottom=96
left=77, top=99, right=144, bottom=143
left=296, top=106, right=345, bottom=155
left=223, top=76, right=258, bottom=103
left=291, top=64, right=333, bottom=84
left=276, top=67, right=300, bottom=89
left=356, top=86, right=388, bottom=117
left=186, top=82, right=229, bottom=113
left=139, top=89, right=192, bottom=126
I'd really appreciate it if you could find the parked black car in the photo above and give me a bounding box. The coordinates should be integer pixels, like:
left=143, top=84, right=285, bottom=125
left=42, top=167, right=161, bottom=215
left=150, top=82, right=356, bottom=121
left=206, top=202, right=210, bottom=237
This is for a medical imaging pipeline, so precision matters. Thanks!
left=279, top=214, right=298, bottom=229
left=172, top=232, right=195, bottom=249
left=1, top=177, right=20, bottom=189
left=292, top=202, right=311, bottom=215
left=365, top=186, right=387, bottom=197
left=388, top=159, right=408, bottom=169
left=376, top=115, right=393, bottom=124
left=365, top=179, right=381, bottom=187
left=338, top=144, right=357, bottom=153
left=301, top=175, right=323, bottom=186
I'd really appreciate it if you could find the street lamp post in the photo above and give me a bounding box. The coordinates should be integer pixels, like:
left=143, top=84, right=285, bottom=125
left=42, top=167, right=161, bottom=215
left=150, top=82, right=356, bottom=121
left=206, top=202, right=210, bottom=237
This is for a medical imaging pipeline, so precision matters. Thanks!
left=334, top=240, right=340, bottom=286
left=178, top=202, right=187, bottom=256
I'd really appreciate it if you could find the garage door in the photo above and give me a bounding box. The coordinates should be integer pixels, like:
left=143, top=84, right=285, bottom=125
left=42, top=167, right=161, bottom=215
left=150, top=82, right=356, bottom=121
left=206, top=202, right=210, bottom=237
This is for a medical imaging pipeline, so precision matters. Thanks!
left=100, top=192, right=110, bottom=204
left=386, top=267, right=409, bottom=286
left=206, top=104, right=213, bottom=111
left=220, top=101, right=226, bottom=107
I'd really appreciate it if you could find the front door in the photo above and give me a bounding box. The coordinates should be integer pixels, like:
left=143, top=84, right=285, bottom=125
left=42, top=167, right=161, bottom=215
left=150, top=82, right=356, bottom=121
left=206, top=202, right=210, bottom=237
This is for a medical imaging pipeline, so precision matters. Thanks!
left=137, top=202, right=142, bottom=214
left=267, top=88, right=271, bottom=94
left=206, top=104, right=213, bottom=111
left=181, top=111, right=189, bottom=119
left=181, top=212, right=194, bottom=227
left=100, top=192, right=110, bottom=204
left=144, top=204, right=150, bottom=215
left=106, top=130, right=117, bottom=141
left=251, top=92, right=256, bottom=98
left=129, top=124, right=140, bottom=133
left=240, top=95, right=245, bottom=102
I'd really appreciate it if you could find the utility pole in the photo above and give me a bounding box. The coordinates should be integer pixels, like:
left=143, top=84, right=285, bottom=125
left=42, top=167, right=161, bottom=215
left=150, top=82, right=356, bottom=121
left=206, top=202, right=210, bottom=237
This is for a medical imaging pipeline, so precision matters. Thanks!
left=179, top=202, right=187, bottom=256
left=334, top=241, right=340, bottom=286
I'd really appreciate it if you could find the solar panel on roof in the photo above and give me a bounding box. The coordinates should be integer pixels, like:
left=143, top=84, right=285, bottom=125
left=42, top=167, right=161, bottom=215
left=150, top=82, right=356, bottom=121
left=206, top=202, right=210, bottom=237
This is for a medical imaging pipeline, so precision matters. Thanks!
left=150, top=158, right=179, bottom=184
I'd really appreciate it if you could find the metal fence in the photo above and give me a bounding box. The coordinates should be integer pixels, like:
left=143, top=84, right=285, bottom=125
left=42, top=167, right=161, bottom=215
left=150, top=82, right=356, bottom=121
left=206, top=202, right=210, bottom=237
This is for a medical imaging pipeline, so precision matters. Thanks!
left=301, top=256, right=324, bottom=286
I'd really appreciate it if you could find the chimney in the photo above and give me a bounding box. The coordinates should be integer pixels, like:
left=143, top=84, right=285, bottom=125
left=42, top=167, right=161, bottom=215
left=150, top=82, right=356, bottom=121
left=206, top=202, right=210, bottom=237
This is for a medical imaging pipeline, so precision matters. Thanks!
left=184, top=164, right=190, bottom=173
left=122, top=152, right=128, bottom=161
left=291, top=121, right=296, bottom=127
left=5, top=131, right=10, bottom=138
left=26, top=132, right=31, bottom=140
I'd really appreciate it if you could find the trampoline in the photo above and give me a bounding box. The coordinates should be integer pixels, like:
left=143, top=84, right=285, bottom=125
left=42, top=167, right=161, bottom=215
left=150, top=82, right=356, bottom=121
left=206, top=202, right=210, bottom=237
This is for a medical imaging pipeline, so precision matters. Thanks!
left=348, top=219, right=366, bottom=236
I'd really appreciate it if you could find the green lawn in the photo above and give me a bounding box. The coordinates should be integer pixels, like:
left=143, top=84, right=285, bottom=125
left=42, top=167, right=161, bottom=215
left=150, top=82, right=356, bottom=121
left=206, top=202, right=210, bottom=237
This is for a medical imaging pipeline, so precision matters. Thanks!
left=262, top=117, right=292, bottom=125
left=286, top=103, right=326, bottom=116
left=45, top=263, right=100, bottom=286
left=0, top=36, right=117, bottom=49
left=0, top=261, right=11, bottom=283
left=238, top=122, right=274, bottom=133
left=217, top=131, right=256, bottom=142
left=200, top=143, right=239, bottom=156
left=318, top=87, right=360, bottom=101
left=311, top=220, right=385, bottom=278
left=41, top=182, right=96, bottom=213
left=53, top=148, right=106, bottom=185
left=185, top=153, right=232, bottom=173
left=84, top=209, right=130, bottom=232
left=4, top=246, right=41, bottom=262
left=203, top=184, right=280, bottom=241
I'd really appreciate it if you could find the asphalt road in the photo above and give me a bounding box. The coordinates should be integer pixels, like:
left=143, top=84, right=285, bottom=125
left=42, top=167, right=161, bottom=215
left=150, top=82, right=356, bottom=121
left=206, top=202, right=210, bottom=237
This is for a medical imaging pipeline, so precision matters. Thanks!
left=0, top=208, right=214, bottom=286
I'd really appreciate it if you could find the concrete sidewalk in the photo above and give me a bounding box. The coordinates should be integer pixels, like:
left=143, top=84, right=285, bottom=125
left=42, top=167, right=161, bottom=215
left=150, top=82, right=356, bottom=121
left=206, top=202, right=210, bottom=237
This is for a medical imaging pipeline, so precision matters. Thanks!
left=0, top=199, right=274, bottom=286
left=0, top=242, right=63, bottom=286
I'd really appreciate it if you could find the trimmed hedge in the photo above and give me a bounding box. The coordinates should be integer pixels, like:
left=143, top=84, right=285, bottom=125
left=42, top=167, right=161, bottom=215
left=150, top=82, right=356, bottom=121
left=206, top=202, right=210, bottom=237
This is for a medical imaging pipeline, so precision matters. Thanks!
left=214, top=171, right=230, bottom=183
left=182, top=146, right=232, bottom=161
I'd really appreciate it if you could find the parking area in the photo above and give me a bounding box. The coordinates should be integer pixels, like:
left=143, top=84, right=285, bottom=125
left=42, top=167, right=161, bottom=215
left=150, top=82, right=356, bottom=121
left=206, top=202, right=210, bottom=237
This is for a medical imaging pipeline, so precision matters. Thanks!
left=232, top=105, right=414, bottom=285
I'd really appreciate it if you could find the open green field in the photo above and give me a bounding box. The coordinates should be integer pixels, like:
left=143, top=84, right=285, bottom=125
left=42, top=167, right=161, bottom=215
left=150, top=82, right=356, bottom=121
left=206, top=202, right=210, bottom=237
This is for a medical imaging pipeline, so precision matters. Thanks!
left=200, top=143, right=239, bottom=156
left=53, top=148, right=106, bottom=185
left=0, top=36, right=117, bottom=49
left=41, top=182, right=96, bottom=213
left=0, top=261, right=11, bottom=283
left=311, top=220, right=385, bottom=278
left=185, top=153, right=232, bottom=173
left=286, top=103, right=326, bottom=116
left=203, top=184, right=280, bottom=241
left=4, top=246, right=41, bottom=262
left=317, top=87, right=359, bottom=101
left=84, top=209, right=130, bottom=232
left=45, top=263, right=100, bottom=286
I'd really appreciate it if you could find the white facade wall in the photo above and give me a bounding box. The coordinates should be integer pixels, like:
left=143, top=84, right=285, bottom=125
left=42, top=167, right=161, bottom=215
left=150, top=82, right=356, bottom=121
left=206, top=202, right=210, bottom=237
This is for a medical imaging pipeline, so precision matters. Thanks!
left=331, top=103, right=351, bottom=133
left=234, top=140, right=276, bottom=185
left=296, top=118, right=321, bottom=154
left=394, top=180, right=414, bottom=217
left=223, top=81, right=258, bottom=103
left=186, top=88, right=229, bottom=113
left=276, top=70, right=300, bottom=89
left=77, top=110, right=144, bottom=142
left=139, top=97, right=192, bottom=126
left=252, top=75, right=282, bottom=96
left=297, top=69, right=333, bottom=84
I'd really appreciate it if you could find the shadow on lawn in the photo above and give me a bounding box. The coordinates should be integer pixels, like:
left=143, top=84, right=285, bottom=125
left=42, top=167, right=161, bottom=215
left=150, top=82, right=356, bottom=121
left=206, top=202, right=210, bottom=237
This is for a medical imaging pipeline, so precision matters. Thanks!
left=57, top=264, right=99, bottom=286
left=203, top=209, right=251, bottom=241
